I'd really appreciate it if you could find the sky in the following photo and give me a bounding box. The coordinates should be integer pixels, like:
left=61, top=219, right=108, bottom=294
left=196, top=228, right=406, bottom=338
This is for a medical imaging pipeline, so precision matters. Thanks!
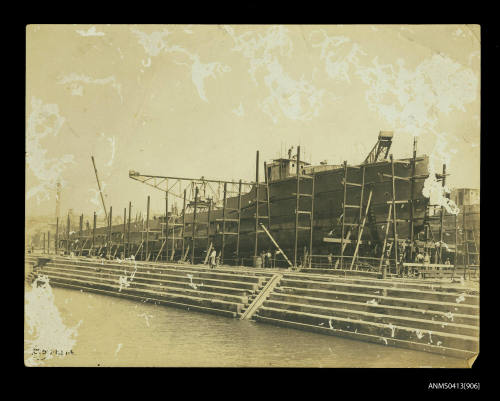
left=26, top=24, right=480, bottom=220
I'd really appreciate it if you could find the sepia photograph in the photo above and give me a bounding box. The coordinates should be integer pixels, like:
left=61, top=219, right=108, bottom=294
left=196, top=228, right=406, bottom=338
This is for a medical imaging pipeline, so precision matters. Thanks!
left=25, top=24, right=480, bottom=369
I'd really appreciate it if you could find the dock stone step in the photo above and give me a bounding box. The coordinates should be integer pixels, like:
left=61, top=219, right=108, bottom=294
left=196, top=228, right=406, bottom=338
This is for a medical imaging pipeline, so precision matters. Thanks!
left=279, top=278, right=479, bottom=305
left=274, top=286, right=479, bottom=316
left=43, top=259, right=265, bottom=286
left=256, top=307, right=478, bottom=353
left=282, top=273, right=479, bottom=295
left=48, top=280, right=239, bottom=318
left=299, top=268, right=379, bottom=278
left=262, top=300, right=478, bottom=337
left=267, top=293, right=478, bottom=326
left=253, top=314, right=477, bottom=360
left=45, top=275, right=244, bottom=314
left=39, top=267, right=253, bottom=297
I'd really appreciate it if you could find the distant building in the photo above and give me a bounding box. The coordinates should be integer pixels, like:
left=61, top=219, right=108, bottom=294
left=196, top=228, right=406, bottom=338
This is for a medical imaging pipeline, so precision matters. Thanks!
left=450, top=188, right=480, bottom=263
left=451, top=188, right=479, bottom=207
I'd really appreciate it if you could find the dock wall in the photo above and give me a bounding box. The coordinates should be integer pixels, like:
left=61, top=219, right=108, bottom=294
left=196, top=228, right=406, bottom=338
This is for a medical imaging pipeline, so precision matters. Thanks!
left=25, top=254, right=478, bottom=361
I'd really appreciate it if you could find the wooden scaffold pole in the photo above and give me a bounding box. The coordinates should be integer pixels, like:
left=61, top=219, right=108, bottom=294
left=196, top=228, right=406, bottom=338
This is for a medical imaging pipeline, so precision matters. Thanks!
left=379, top=203, right=393, bottom=276
left=254, top=150, right=260, bottom=259
left=408, top=137, right=417, bottom=262
left=207, top=199, right=212, bottom=255
left=340, top=160, right=347, bottom=269
left=145, top=196, right=150, bottom=261
left=463, top=206, right=468, bottom=280
left=438, top=164, right=447, bottom=264
left=309, top=175, right=315, bottom=268
left=191, top=187, right=199, bottom=264
left=236, top=179, right=242, bottom=263
left=165, top=191, right=169, bottom=261
left=181, top=189, right=187, bottom=261
left=107, top=206, right=113, bottom=259
left=452, top=212, right=458, bottom=280
left=122, top=207, right=126, bottom=258
left=221, top=182, right=227, bottom=264
left=92, top=212, right=96, bottom=257
left=66, top=213, right=70, bottom=254
left=78, top=214, right=84, bottom=255
left=55, top=217, right=59, bottom=255
left=390, top=155, right=399, bottom=274
left=127, top=202, right=132, bottom=258
left=294, top=146, right=301, bottom=267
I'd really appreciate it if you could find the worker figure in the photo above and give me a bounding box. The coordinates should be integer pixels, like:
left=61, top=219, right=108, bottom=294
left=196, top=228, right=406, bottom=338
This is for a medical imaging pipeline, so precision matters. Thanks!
left=327, top=252, right=333, bottom=268
left=209, top=248, right=217, bottom=269
left=414, top=250, right=424, bottom=276
left=445, top=258, right=451, bottom=266
left=273, top=250, right=279, bottom=268
left=423, top=252, right=430, bottom=265
left=288, top=146, right=294, bottom=159
left=265, top=250, right=272, bottom=268
left=259, top=251, right=265, bottom=268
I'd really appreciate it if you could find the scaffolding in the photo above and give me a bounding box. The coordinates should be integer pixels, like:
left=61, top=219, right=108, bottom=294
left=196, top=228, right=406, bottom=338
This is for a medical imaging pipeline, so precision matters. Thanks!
left=129, top=170, right=255, bottom=264
left=293, top=146, right=315, bottom=268
left=216, top=180, right=243, bottom=264
left=251, top=150, right=272, bottom=262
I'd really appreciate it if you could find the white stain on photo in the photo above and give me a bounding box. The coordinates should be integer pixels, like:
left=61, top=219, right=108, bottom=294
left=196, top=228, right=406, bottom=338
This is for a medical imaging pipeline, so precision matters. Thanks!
left=25, top=277, right=82, bottom=366
left=57, top=73, right=123, bottom=103
left=26, top=97, right=74, bottom=204
left=76, top=26, right=105, bottom=37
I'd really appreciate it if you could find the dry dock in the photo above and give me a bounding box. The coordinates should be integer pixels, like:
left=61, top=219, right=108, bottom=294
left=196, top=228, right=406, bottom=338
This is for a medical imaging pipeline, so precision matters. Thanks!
left=25, top=254, right=479, bottom=361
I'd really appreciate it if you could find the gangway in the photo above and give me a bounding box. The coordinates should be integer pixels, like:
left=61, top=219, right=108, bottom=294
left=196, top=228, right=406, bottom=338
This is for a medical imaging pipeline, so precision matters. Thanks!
left=240, top=273, right=282, bottom=320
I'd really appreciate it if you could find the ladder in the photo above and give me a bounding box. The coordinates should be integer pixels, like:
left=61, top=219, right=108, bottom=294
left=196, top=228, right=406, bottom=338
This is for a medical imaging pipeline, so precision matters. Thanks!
left=188, top=187, right=211, bottom=264
left=216, top=181, right=242, bottom=265
left=158, top=215, right=183, bottom=262
left=252, top=155, right=271, bottom=260
left=338, top=162, right=366, bottom=269
left=467, top=228, right=480, bottom=265
left=350, top=189, right=373, bottom=269
left=465, top=228, right=480, bottom=278
left=378, top=156, right=401, bottom=273
left=293, top=146, right=314, bottom=267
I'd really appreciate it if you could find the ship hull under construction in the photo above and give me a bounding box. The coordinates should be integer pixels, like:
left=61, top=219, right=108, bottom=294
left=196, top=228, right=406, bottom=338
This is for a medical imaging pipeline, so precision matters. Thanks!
left=68, top=155, right=433, bottom=267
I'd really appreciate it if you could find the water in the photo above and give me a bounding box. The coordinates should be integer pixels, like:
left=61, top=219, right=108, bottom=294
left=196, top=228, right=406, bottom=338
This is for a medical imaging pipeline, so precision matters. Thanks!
left=24, top=284, right=468, bottom=367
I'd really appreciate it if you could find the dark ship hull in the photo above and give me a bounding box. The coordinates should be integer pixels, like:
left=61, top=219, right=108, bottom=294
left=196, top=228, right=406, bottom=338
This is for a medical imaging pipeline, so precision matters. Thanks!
left=74, top=155, right=431, bottom=265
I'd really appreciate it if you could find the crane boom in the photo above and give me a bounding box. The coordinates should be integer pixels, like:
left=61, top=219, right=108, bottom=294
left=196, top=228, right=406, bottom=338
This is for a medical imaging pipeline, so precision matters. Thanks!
left=91, top=155, right=108, bottom=220
left=363, top=131, right=393, bottom=164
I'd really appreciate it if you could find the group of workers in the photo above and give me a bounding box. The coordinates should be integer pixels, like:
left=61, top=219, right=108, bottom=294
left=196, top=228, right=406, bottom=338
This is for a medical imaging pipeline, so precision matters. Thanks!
left=208, top=248, right=219, bottom=269
left=259, top=250, right=277, bottom=268
left=207, top=249, right=278, bottom=269
left=323, top=241, right=453, bottom=274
